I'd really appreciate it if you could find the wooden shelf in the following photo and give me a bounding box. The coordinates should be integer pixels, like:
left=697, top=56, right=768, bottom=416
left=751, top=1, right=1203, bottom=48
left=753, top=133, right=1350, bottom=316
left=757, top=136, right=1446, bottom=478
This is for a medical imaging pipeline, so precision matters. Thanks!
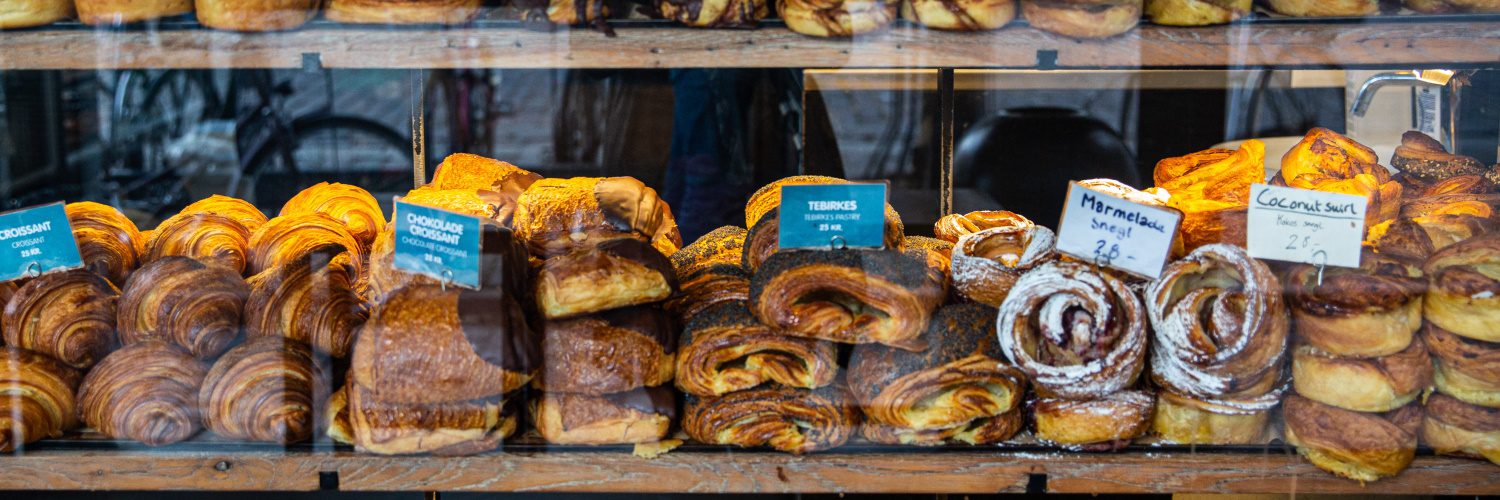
left=0, top=18, right=1497, bottom=70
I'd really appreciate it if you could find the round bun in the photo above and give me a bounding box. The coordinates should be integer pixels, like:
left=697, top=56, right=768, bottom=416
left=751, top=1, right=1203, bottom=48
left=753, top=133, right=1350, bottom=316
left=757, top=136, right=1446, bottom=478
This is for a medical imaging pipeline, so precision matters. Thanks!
left=778, top=0, right=897, bottom=37
left=1263, top=0, right=1376, bottom=16
left=902, top=0, right=1016, bottom=30
left=1283, top=395, right=1422, bottom=483
left=76, top=0, right=193, bottom=24
left=1033, top=391, right=1154, bottom=449
left=0, top=0, right=73, bottom=29
left=1422, top=393, right=1500, bottom=465
left=1287, top=253, right=1424, bottom=358
left=1020, top=0, right=1140, bottom=39
left=195, top=0, right=318, bottom=31
left=1143, top=0, right=1247, bottom=25
left=324, top=0, right=482, bottom=24
left=1291, top=340, right=1433, bottom=413
left=1151, top=390, right=1271, bottom=445
left=1424, top=323, right=1500, bottom=408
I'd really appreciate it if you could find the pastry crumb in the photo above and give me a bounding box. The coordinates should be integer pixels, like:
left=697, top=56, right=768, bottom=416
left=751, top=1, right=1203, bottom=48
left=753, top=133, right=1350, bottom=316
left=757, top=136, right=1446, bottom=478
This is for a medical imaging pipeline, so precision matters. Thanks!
left=633, top=439, right=683, bottom=459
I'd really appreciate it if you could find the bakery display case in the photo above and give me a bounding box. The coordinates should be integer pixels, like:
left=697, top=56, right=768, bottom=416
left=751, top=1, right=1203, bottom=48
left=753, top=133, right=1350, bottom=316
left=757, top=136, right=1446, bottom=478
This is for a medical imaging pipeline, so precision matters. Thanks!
left=3, top=0, right=1500, bottom=496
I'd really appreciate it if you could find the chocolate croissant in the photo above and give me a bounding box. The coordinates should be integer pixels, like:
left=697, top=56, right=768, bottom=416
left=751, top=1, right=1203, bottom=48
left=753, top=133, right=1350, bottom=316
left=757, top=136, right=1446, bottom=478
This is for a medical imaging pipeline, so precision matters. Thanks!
left=179, top=195, right=268, bottom=234
left=1424, top=233, right=1500, bottom=343
left=1, top=269, right=119, bottom=370
left=244, top=245, right=367, bottom=358
left=1289, top=250, right=1426, bottom=357
left=848, top=303, right=1026, bottom=445
left=536, top=238, right=678, bottom=319
left=1422, top=393, right=1500, bottom=466
left=684, top=384, right=860, bottom=454
left=676, top=301, right=838, bottom=397
left=200, top=337, right=327, bottom=444
left=427, top=153, right=542, bottom=227
left=0, top=347, right=82, bottom=452
left=513, top=176, right=683, bottom=258
left=335, top=383, right=516, bottom=455
left=78, top=341, right=208, bottom=446
left=117, top=257, right=250, bottom=360
left=1424, top=324, right=1500, bottom=408
left=949, top=211, right=1056, bottom=306
left=530, top=387, right=677, bottom=445
left=66, top=201, right=143, bottom=287
left=280, top=182, right=386, bottom=252
left=750, top=249, right=944, bottom=351
left=1284, top=394, right=1422, bottom=483
left=535, top=305, right=677, bottom=395
left=248, top=213, right=365, bottom=278
left=143, top=213, right=253, bottom=275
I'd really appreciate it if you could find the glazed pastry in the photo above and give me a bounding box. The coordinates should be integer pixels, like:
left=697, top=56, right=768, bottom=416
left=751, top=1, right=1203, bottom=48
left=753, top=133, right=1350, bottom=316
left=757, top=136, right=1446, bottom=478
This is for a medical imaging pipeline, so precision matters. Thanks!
left=1155, top=140, right=1264, bottom=252
left=1292, top=339, right=1432, bottom=412
left=1, top=269, right=118, bottom=370
left=248, top=213, right=364, bottom=278
left=427, top=153, right=541, bottom=226
left=513, top=176, right=683, bottom=258
left=1272, top=128, right=1403, bottom=229
left=1404, top=0, right=1500, bottom=12
left=668, top=226, right=750, bottom=317
left=117, top=257, right=250, bottom=360
left=200, top=337, right=327, bottom=444
left=949, top=211, right=1056, bottom=306
left=77, top=341, right=208, bottom=446
left=530, top=387, right=676, bottom=445
left=777, top=0, right=897, bottom=36
left=75, top=0, right=193, bottom=24
left=750, top=249, right=944, bottom=351
left=934, top=210, right=1031, bottom=243
left=1393, top=131, right=1490, bottom=187
left=534, top=306, right=677, bottom=395
left=280, top=182, right=386, bottom=253
left=195, top=0, right=318, bottom=30
left=1424, top=324, right=1500, bottom=408
left=1032, top=390, right=1155, bottom=449
left=684, top=384, right=860, bottom=454
left=337, top=383, right=516, bottom=455
left=1371, top=215, right=1488, bottom=264
left=0, top=0, right=72, bottom=29
left=1263, top=0, right=1377, bottom=15
left=244, top=245, right=367, bottom=358
left=1423, top=233, right=1500, bottom=343
left=1020, top=0, right=1141, bottom=38
left=179, top=195, right=268, bottom=233
left=536, top=238, right=678, bottom=319
left=676, top=301, right=838, bottom=397
left=1287, top=251, right=1425, bottom=357
left=66, top=201, right=143, bottom=287
left=143, top=213, right=253, bottom=274
left=742, top=176, right=904, bottom=272
left=1143, top=0, right=1247, bottom=25
left=659, top=0, right=770, bottom=27
left=324, top=0, right=482, bottom=23
left=847, top=303, right=1027, bottom=445
left=901, top=0, right=1014, bottom=30
left=368, top=216, right=522, bottom=302
left=1422, top=393, right=1500, bottom=466
left=1283, top=395, right=1421, bottom=483
left=0, top=347, right=81, bottom=452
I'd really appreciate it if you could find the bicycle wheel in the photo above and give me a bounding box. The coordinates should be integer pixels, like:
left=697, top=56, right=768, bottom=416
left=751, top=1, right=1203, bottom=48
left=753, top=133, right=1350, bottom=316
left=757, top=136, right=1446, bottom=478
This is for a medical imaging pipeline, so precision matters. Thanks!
left=242, top=114, right=413, bottom=209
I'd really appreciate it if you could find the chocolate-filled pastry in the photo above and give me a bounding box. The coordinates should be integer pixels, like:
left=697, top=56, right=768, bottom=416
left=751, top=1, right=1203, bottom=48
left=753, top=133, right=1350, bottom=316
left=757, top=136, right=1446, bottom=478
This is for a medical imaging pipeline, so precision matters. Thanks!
left=200, top=337, right=327, bottom=444
left=530, top=387, right=676, bottom=445
left=280, top=182, right=386, bottom=253
left=0, top=347, right=81, bottom=452
left=0, top=0, right=73, bottom=29
left=536, top=238, right=677, bottom=319
left=1032, top=390, right=1154, bottom=449
left=325, top=0, right=482, bottom=23
left=66, top=201, right=143, bottom=287
left=778, top=0, right=897, bottom=36
left=117, top=257, right=250, bottom=360
left=178, top=195, right=268, bottom=232
left=428, top=153, right=541, bottom=226
left=535, top=306, right=677, bottom=395
left=337, top=383, right=516, bottom=455
left=514, top=176, right=683, bottom=258
left=1422, top=393, right=1500, bottom=465
left=950, top=213, right=1056, bottom=306
left=244, top=246, right=367, bottom=358
left=1289, top=250, right=1425, bottom=357
left=75, top=0, right=193, bottom=24
left=1284, top=395, right=1421, bottom=483
left=659, top=0, right=769, bottom=27
left=1273, top=128, right=1403, bottom=229
left=684, top=384, right=859, bottom=454
left=676, top=301, right=838, bottom=397
left=78, top=341, right=208, bottom=446
left=1263, top=0, right=1377, bottom=15
left=1423, top=233, right=1500, bottom=343
left=1020, top=0, right=1141, bottom=38
left=751, top=249, right=943, bottom=351
left=742, top=176, right=904, bottom=272
left=902, top=0, right=1015, bottom=30
left=1143, top=0, right=1247, bottom=25
left=248, top=213, right=364, bottom=278
left=848, top=303, right=1026, bottom=445
left=196, top=0, right=317, bottom=31
left=1424, top=324, right=1500, bottom=408
left=1405, top=0, right=1500, bottom=12
left=1393, top=131, right=1489, bottom=186
left=143, top=213, right=253, bottom=275
left=997, top=261, right=1147, bottom=399
left=369, top=218, right=526, bottom=302
left=1, top=270, right=118, bottom=370
left=1292, top=339, right=1433, bottom=413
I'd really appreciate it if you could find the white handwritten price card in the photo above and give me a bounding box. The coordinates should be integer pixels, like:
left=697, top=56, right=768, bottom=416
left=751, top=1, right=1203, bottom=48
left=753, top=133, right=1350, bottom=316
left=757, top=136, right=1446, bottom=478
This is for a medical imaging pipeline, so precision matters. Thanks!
left=1056, top=182, right=1182, bottom=279
left=1246, top=183, right=1365, bottom=268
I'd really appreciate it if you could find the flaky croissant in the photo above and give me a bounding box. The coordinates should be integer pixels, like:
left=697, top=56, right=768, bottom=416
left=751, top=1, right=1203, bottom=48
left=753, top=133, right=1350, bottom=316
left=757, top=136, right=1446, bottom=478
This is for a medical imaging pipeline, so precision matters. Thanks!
left=248, top=213, right=365, bottom=278
left=280, top=182, right=386, bottom=253
left=66, top=202, right=143, bottom=287
left=179, top=195, right=268, bottom=233
left=1, top=269, right=118, bottom=370
left=200, top=337, right=328, bottom=444
left=0, top=347, right=82, bottom=452
left=143, top=213, right=253, bottom=275
left=78, top=340, right=208, bottom=446
left=117, top=257, right=251, bottom=359
left=751, top=249, right=944, bottom=351
left=684, top=384, right=861, bottom=454
left=244, top=245, right=367, bottom=358
left=676, top=301, right=838, bottom=397
left=1273, top=128, right=1403, bottom=229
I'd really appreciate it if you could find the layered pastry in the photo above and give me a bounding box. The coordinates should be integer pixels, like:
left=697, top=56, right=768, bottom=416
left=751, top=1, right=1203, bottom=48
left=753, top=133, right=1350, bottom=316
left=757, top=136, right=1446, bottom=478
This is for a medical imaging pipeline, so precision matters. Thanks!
left=248, top=213, right=364, bottom=278
left=1370, top=213, right=1489, bottom=264
left=1155, top=140, right=1264, bottom=253
left=684, top=384, right=860, bottom=454
left=534, top=306, right=677, bottom=395
left=1283, top=395, right=1422, bottom=482
left=1143, top=0, right=1247, bottom=25
left=1, top=269, right=118, bottom=370
left=1291, top=339, right=1432, bottom=413
left=325, top=0, right=482, bottom=24
left=1272, top=128, right=1403, bottom=230
left=659, top=0, right=770, bottom=27
left=670, top=226, right=747, bottom=280
left=1078, top=178, right=1172, bottom=207
left=848, top=303, right=1027, bottom=446
left=66, top=201, right=144, bottom=288
left=742, top=176, right=903, bottom=272
left=1287, top=251, right=1425, bottom=357
left=901, top=0, right=1015, bottom=30
left=1262, top=0, right=1377, bottom=16
left=1032, top=390, right=1155, bottom=450
left=1144, top=244, right=1288, bottom=444
left=426, top=153, right=541, bottom=226
left=1422, top=393, right=1500, bottom=466
left=750, top=249, right=943, bottom=351
left=777, top=0, right=897, bottom=36
left=117, top=257, right=250, bottom=360
left=143, top=213, right=253, bottom=274
left=1423, top=233, right=1500, bottom=343
left=280, top=182, right=386, bottom=252
left=676, top=301, right=838, bottom=397
left=78, top=341, right=208, bottom=446
left=0, top=347, right=81, bottom=452
left=195, top=0, right=318, bottom=31
left=0, top=0, right=73, bottom=29
left=75, top=0, right=193, bottom=24
left=530, top=387, right=676, bottom=445
left=948, top=211, right=1055, bottom=306
left=513, top=176, right=682, bottom=258
left=668, top=226, right=751, bottom=318
left=1020, top=0, right=1141, bottom=39
left=904, top=237, right=953, bottom=293
left=1404, top=0, right=1500, bottom=12
left=244, top=245, right=367, bottom=358
left=536, top=238, right=677, bottom=319
left=200, top=337, right=327, bottom=444
left=934, top=210, right=1032, bottom=243
left=1392, top=130, right=1494, bottom=189
left=178, top=195, right=268, bottom=233
left=369, top=211, right=522, bottom=301
left=330, top=383, right=517, bottom=455
left=1424, top=323, right=1500, bottom=408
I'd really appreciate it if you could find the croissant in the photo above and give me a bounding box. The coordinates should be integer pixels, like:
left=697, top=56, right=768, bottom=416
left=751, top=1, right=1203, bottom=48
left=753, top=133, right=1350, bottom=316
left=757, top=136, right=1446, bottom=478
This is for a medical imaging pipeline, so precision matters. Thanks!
left=513, top=176, right=683, bottom=258
left=338, top=383, right=516, bottom=455
left=280, top=182, right=386, bottom=252
left=676, top=301, right=838, bottom=397
left=0, top=347, right=81, bottom=452
left=1292, top=339, right=1432, bottom=413
left=143, top=213, right=253, bottom=275
left=1, top=269, right=118, bottom=370
left=244, top=245, right=367, bottom=358
left=1424, top=324, right=1500, bottom=408
left=1156, top=140, right=1264, bottom=252
left=536, top=238, right=678, bottom=319
left=530, top=388, right=677, bottom=445
left=66, top=202, right=143, bottom=287
left=684, top=384, right=860, bottom=454
left=1288, top=251, right=1425, bottom=357
left=1033, top=390, right=1155, bottom=449
left=427, top=153, right=541, bottom=226
left=179, top=195, right=268, bottom=233
left=848, top=303, right=1027, bottom=445
left=534, top=306, right=677, bottom=395
left=751, top=249, right=943, bottom=351
left=200, top=337, right=327, bottom=444
left=1423, top=233, right=1500, bottom=343
left=1272, top=128, right=1403, bottom=229
left=248, top=213, right=365, bottom=278
left=78, top=341, right=208, bottom=446
left=117, top=257, right=250, bottom=360
left=949, top=212, right=1056, bottom=306
left=1284, top=395, right=1421, bottom=483
left=1422, top=393, right=1500, bottom=466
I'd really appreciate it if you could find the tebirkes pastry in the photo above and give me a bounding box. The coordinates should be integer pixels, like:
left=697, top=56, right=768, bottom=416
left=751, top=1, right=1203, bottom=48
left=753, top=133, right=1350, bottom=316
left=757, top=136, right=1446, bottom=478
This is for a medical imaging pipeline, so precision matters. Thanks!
left=1020, top=0, right=1141, bottom=39
left=244, top=245, right=368, bottom=358
left=1404, top=0, right=1500, bottom=12
left=1155, top=140, right=1264, bottom=253
left=117, top=257, right=251, bottom=360
left=535, top=238, right=678, bottom=319
left=848, top=303, right=1027, bottom=446
left=248, top=213, right=365, bottom=278
left=280, top=182, right=386, bottom=253
left=195, top=0, right=317, bottom=31
left=948, top=211, right=1056, bottom=306
left=750, top=249, right=944, bottom=351
left=902, top=0, right=1015, bottom=30
left=78, top=341, right=209, bottom=446
left=1272, top=128, right=1403, bottom=230
left=1424, top=323, right=1500, bottom=408
left=143, top=213, right=253, bottom=275
left=426, top=153, right=542, bottom=227
left=1422, top=233, right=1500, bottom=343
left=178, top=195, right=269, bottom=233
left=1145, top=244, right=1289, bottom=444
left=1283, top=395, right=1422, bottom=483
left=1032, top=390, right=1155, bottom=450
left=742, top=176, right=904, bottom=273
left=325, top=0, right=482, bottom=24
left=668, top=226, right=751, bottom=318
left=1422, top=393, right=1500, bottom=466
left=1291, top=338, right=1433, bottom=413
left=0, top=0, right=73, bottom=29
left=75, top=0, right=193, bottom=24
left=530, top=387, right=677, bottom=445
left=684, top=384, right=860, bottom=454
left=778, top=0, right=897, bottom=36
left=200, top=337, right=328, bottom=444
left=1392, top=131, right=1493, bottom=190
left=1, top=269, right=118, bottom=370
left=904, top=236, right=953, bottom=293
left=0, top=347, right=81, bottom=452
left=66, top=201, right=144, bottom=288
left=1263, top=0, right=1377, bottom=16
left=332, top=383, right=517, bottom=455
left=659, top=0, right=769, bottom=27
left=676, top=300, right=838, bottom=397
left=1143, top=0, right=1247, bottom=25
left=1287, top=250, right=1425, bottom=357
left=513, top=176, right=683, bottom=258
left=534, top=305, right=677, bottom=396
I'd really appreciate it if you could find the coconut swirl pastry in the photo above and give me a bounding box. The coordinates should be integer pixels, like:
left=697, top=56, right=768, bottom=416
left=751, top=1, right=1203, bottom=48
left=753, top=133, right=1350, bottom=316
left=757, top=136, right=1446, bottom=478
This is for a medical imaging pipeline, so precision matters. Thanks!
left=280, top=182, right=386, bottom=253
left=248, top=213, right=365, bottom=278
left=902, top=0, right=1015, bottom=30
left=947, top=211, right=1056, bottom=307
left=777, top=0, right=897, bottom=37
left=1145, top=244, right=1289, bottom=444
left=684, top=384, right=860, bottom=454
left=529, top=387, right=677, bottom=445
left=143, top=213, right=253, bottom=275
left=1292, top=338, right=1432, bottom=413
left=0, top=347, right=81, bottom=452
left=1422, top=393, right=1500, bottom=466
left=742, top=176, right=904, bottom=273
left=1273, top=128, right=1403, bottom=230
left=244, top=245, right=367, bottom=359
left=533, top=306, right=677, bottom=396
left=1283, top=395, right=1422, bottom=483
left=750, top=249, right=944, bottom=351
left=513, top=176, right=683, bottom=258
left=1424, top=324, right=1500, bottom=408
left=668, top=226, right=751, bottom=318
left=117, top=257, right=250, bottom=360
left=848, top=303, right=1027, bottom=446
left=65, top=202, right=144, bottom=287
left=658, top=0, right=770, bottom=27
left=78, top=341, right=208, bottom=446
left=676, top=301, right=838, bottom=397
left=1287, top=251, right=1426, bottom=357
left=1423, top=233, right=1500, bottom=343
left=1, top=270, right=118, bottom=370
left=200, top=337, right=328, bottom=444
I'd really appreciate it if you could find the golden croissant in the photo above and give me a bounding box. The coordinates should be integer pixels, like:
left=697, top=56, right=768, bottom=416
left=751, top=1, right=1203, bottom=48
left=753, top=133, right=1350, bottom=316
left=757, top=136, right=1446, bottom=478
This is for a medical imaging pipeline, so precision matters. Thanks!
left=66, top=202, right=143, bottom=287
left=200, top=337, right=328, bottom=444
left=248, top=213, right=365, bottom=278
left=0, top=347, right=82, bottom=452
left=78, top=340, right=209, bottom=446
left=1, top=270, right=119, bottom=370
left=143, top=213, right=254, bottom=275
left=245, top=245, right=367, bottom=358
left=280, top=182, right=386, bottom=253
left=117, top=257, right=251, bottom=359
left=179, top=195, right=268, bottom=233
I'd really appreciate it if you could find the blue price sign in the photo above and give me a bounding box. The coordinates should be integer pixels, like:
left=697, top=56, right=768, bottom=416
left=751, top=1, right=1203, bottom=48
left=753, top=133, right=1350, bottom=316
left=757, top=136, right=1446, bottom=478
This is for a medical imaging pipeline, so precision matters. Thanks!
left=0, top=202, right=83, bottom=283
left=778, top=183, right=888, bottom=250
left=392, top=199, right=483, bottom=290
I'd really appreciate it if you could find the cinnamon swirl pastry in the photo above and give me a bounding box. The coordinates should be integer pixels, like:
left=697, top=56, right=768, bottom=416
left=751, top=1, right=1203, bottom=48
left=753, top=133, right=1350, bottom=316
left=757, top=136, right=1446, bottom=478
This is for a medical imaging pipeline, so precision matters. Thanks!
left=339, top=383, right=516, bottom=455
left=0, top=347, right=81, bottom=452
left=1284, top=395, right=1421, bottom=483
left=325, top=0, right=482, bottom=23
left=78, top=341, right=208, bottom=446
left=684, top=384, right=860, bottom=454
left=949, top=212, right=1056, bottom=306
left=244, top=245, right=367, bottom=358
left=1292, top=339, right=1433, bottom=413
left=248, top=213, right=364, bottom=278
left=530, top=387, right=676, bottom=445
left=1, top=270, right=118, bottom=370
left=1033, top=390, right=1155, bottom=449
left=848, top=303, right=1027, bottom=445
left=659, top=0, right=770, bottom=27
left=1423, top=233, right=1500, bottom=343
left=676, top=301, right=838, bottom=397
left=750, top=249, right=943, bottom=351
left=280, top=182, right=386, bottom=253
left=66, top=202, right=143, bottom=287
left=1422, top=393, right=1500, bottom=466
left=1273, top=128, right=1403, bottom=229
left=1143, top=0, right=1247, bottom=25
left=1288, top=250, right=1425, bottom=357
left=934, top=210, right=1026, bottom=243
left=514, top=176, right=683, bottom=258
left=179, top=195, right=268, bottom=233
left=777, top=0, right=897, bottom=36
left=534, top=306, right=676, bottom=395
left=117, top=257, right=250, bottom=359
left=143, top=213, right=253, bottom=274
left=1424, top=324, right=1500, bottom=408
left=536, top=238, right=678, bottom=319
left=200, top=337, right=327, bottom=444
left=902, top=0, right=1015, bottom=30
left=1020, top=0, right=1141, bottom=39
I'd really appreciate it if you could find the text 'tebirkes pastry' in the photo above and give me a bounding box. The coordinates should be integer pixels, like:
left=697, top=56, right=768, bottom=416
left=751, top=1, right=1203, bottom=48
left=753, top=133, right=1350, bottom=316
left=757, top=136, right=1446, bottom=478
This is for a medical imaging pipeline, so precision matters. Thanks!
left=66, top=201, right=143, bottom=288
left=676, top=301, right=838, bottom=397
left=1020, top=0, right=1141, bottom=38
left=1422, top=233, right=1500, bottom=343
left=536, top=238, right=678, bottom=319
left=280, top=182, right=386, bottom=253
left=1287, top=251, right=1425, bottom=357
left=684, top=384, right=860, bottom=454
left=534, top=306, right=677, bottom=395
left=117, top=257, right=250, bottom=360
left=948, top=211, right=1056, bottom=306
left=1, top=269, right=118, bottom=370
left=751, top=249, right=944, bottom=351
left=200, top=337, right=328, bottom=444
left=742, top=176, right=904, bottom=272
left=1283, top=394, right=1421, bottom=483
left=77, top=341, right=208, bottom=446
left=530, top=387, right=677, bottom=445
left=0, top=347, right=81, bottom=452
left=513, top=176, right=683, bottom=258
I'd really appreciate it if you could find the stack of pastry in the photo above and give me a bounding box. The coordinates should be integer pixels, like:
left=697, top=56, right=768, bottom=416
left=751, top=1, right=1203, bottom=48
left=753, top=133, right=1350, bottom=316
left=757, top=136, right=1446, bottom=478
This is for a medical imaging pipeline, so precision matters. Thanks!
left=1421, top=233, right=1500, bottom=466
left=1272, top=128, right=1404, bottom=233
left=935, top=210, right=1056, bottom=306
left=1154, top=140, right=1264, bottom=253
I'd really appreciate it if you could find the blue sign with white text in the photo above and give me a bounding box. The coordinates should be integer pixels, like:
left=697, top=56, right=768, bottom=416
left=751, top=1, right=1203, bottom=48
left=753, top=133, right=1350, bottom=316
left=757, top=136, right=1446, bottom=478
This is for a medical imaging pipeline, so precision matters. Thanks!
left=0, top=203, right=83, bottom=283
left=778, top=183, right=888, bottom=250
left=392, top=199, right=483, bottom=290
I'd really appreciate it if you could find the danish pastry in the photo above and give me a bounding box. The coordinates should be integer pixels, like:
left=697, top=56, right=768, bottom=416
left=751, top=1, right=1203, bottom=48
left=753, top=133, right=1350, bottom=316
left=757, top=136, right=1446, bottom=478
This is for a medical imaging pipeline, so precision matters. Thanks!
left=76, top=0, right=193, bottom=24
left=949, top=211, right=1055, bottom=306
left=676, top=301, right=838, bottom=397
left=336, top=383, right=516, bottom=455
left=427, top=153, right=542, bottom=227
left=1273, top=128, right=1403, bottom=230
left=1143, top=0, right=1247, bottom=25
left=659, top=0, right=770, bottom=27
left=1422, top=393, right=1500, bottom=466
left=195, top=0, right=317, bottom=31
left=1291, top=340, right=1433, bottom=413
left=998, top=260, right=1147, bottom=399
left=778, top=0, right=897, bottom=36
left=1020, top=0, right=1141, bottom=38
left=325, top=0, right=482, bottom=23
left=1263, top=0, right=1377, bottom=16
left=902, top=0, right=1015, bottom=30
left=1033, top=390, right=1154, bottom=449
left=1155, top=140, right=1264, bottom=252
left=1423, top=233, right=1500, bottom=343
left=684, top=384, right=860, bottom=454
left=530, top=387, right=676, bottom=445
left=751, top=249, right=944, bottom=351
left=1424, top=323, right=1500, bottom=408
left=0, top=0, right=72, bottom=29
left=1287, top=251, right=1425, bottom=357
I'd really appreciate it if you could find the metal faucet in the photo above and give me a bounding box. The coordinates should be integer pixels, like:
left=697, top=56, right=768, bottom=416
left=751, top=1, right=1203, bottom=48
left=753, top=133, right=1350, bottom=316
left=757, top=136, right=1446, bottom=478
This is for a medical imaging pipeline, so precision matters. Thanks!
left=1349, top=69, right=1460, bottom=151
